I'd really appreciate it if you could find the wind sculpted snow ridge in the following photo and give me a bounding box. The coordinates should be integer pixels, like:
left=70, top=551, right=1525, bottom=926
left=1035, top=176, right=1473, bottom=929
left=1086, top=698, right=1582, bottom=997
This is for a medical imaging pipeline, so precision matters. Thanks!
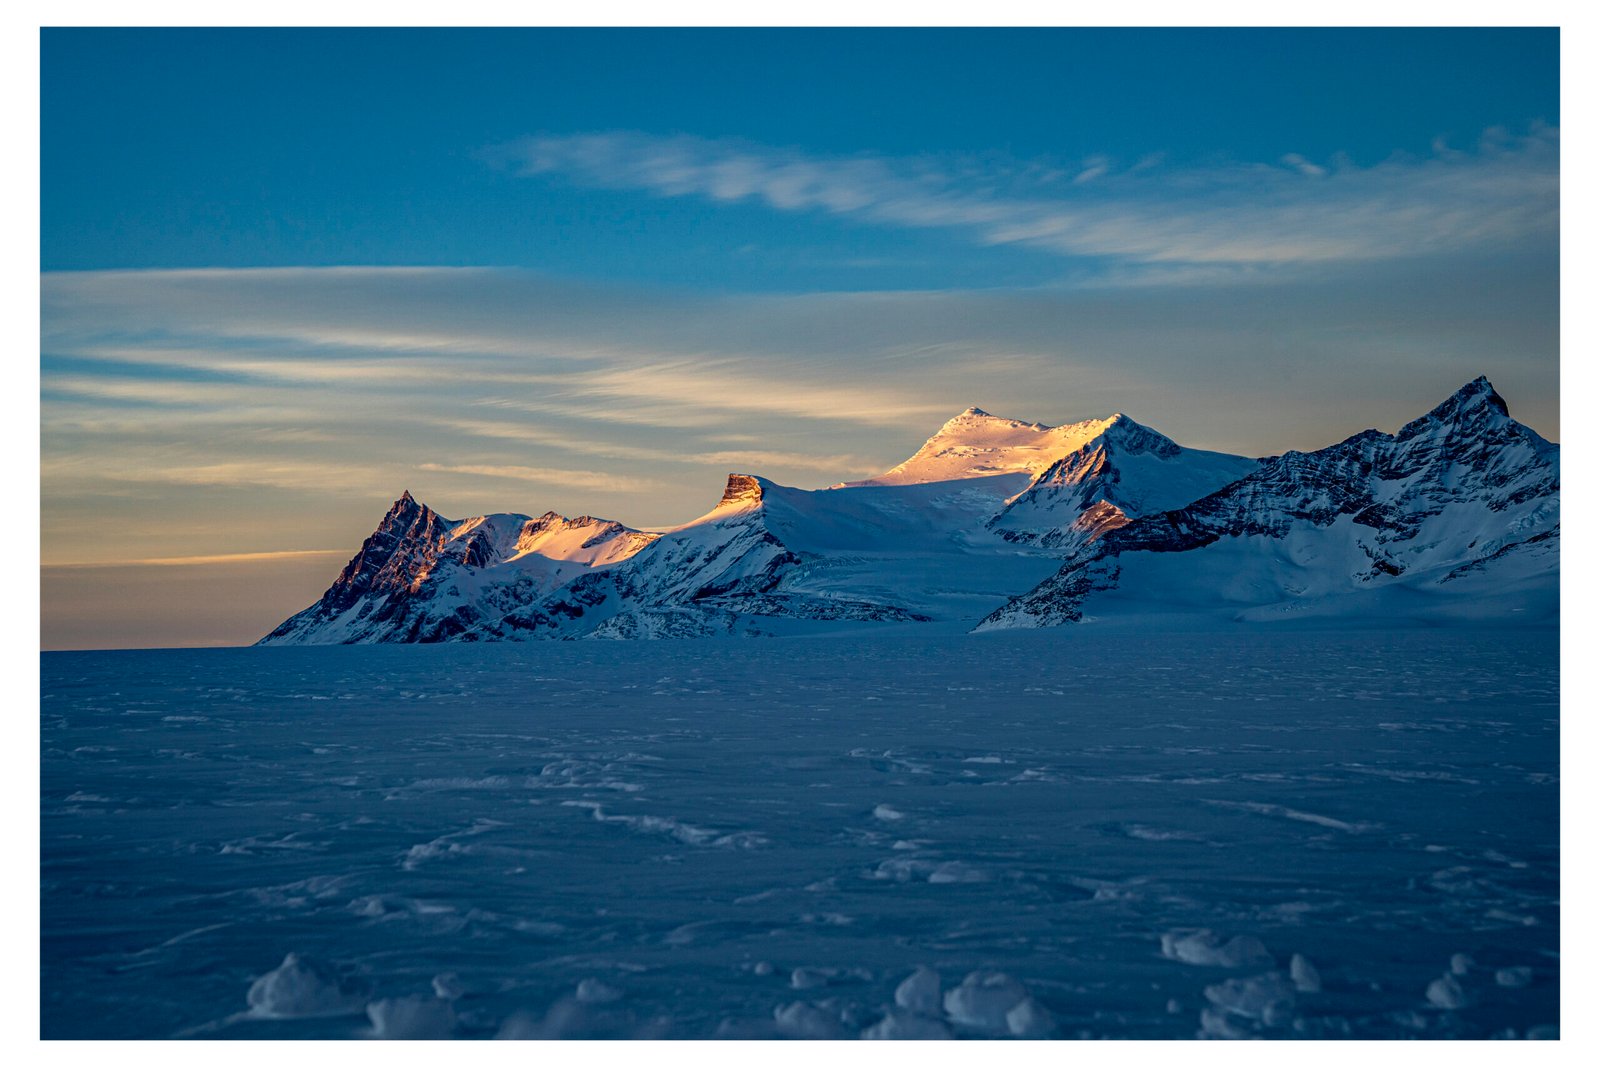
left=976, top=378, right=1559, bottom=631
left=260, top=378, right=1557, bottom=644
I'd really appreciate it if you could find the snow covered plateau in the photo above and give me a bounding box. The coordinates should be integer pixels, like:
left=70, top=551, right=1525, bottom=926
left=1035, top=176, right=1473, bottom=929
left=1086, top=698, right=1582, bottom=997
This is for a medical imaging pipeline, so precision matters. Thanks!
left=42, top=628, right=1557, bottom=1040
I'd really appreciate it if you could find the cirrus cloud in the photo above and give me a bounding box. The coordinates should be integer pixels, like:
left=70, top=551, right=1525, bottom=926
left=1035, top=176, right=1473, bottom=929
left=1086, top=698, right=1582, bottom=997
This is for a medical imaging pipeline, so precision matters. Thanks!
left=494, top=125, right=1558, bottom=269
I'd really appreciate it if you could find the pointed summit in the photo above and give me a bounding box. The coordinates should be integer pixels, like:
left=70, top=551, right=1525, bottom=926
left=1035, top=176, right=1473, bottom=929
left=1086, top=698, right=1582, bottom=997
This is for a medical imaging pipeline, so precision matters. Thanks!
left=1097, top=413, right=1182, bottom=458
left=382, top=489, right=429, bottom=525
left=1398, top=377, right=1513, bottom=441
left=1432, top=376, right=1506, bottom=413
left=937, top=406, right=1018, bottom=431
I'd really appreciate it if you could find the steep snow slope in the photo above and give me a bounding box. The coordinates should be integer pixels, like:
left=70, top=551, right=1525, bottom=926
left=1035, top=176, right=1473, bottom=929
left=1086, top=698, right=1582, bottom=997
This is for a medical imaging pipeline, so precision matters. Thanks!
left=977, top=378, right=1558, bottom=630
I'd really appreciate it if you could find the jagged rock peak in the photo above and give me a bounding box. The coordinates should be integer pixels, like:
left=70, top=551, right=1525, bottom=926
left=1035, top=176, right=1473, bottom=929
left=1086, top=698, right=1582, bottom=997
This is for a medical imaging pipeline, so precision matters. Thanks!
left=1421, top=375, right=1507, bottom=419
left=1397, top=377, right=1515, bottom=442
left=381, top=489, right=434, bottom=525
left=718, top=473, right=766, bottom=508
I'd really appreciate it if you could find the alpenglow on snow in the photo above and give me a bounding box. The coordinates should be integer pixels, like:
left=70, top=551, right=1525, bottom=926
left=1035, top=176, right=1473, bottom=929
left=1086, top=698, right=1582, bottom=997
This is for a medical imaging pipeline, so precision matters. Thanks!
left=259, top=378, right=1557, bottom=645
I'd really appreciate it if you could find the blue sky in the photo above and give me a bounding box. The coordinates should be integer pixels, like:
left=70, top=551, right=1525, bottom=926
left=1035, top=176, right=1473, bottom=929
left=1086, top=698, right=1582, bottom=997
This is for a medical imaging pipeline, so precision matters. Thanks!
left=40, top=28, right=1560, bottom=648
left=43, top=28, right=1558, bottom=284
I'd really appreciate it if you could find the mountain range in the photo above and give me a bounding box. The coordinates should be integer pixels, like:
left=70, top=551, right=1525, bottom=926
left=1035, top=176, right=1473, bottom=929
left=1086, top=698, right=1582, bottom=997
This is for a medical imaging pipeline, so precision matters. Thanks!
left=259, top=377, right=1558, bottom=645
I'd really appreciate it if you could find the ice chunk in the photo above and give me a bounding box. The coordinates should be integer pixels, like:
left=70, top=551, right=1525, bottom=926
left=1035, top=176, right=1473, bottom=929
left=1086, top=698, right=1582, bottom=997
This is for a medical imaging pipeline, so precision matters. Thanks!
left=1289, top=953, right=1322, bottom=993
left=1495, top=966, right=1533, bottom=989
left=1526, top=1024, right=1559, bottom=1039
left=1204, top=971, right=1296, bottom=1028
left=872, top=804, right=906, bottom=821
left=893, top=967, right=941, bottom=1016
left=861, top=1010, right=952, bottom=1039
left=575, top=978, right=623, bottom=1004
left=431, top=972, right=465, bottom=1001
left=1006, top=996, right=1056, bottom=1038
left=245, top=953, right=368, bottom=1019
left=1426, top=973, right=1468, bottom=1009
left=367, top=995, right=456, bottom=1039
left=752, top=961, right=775, bottom=977
left=773, top=1001, right=848, bottom=1039
left=1161, top=929, right=1275, bottom=969
left=1450, top=953, right=1475, bottom=976
left=943, top=971, right=1029, bottom=1034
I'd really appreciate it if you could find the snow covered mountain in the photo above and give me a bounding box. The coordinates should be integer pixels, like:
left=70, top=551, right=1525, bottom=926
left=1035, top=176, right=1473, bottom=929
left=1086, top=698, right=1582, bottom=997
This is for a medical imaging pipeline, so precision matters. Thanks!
left=976, top=378, right=1559, bottom=630
left=259, top=493, right=657, bottom=643
left=259, top=380, right=1555, bottom=644
left=988, top=414, right=1260, bottom=548
left=841, top=407, right=1122, bottom=488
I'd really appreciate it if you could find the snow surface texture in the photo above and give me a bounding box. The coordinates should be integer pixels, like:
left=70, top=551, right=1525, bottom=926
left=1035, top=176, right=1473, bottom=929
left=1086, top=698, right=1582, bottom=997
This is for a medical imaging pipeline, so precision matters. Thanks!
left=42, top=629, right=1557, bottom=1039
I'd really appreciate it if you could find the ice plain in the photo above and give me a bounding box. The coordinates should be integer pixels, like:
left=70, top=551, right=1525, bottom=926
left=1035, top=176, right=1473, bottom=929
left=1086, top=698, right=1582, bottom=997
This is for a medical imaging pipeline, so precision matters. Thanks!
left=40, top=626, right=1558, bottom=1039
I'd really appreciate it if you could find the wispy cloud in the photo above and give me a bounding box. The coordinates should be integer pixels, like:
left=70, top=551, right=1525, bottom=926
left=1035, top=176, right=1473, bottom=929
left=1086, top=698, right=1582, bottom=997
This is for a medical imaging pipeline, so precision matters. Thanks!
left=46, top=549, right=349, bottom=569
left=428, top=418, right=878, bottom=475
left=41, top=260, right=1558, bottom=571
left=416, top=463, right=655, bottom=493
left=42, top=455, right=394, bottom=493
left=495, top=126, right=1558, bottom=269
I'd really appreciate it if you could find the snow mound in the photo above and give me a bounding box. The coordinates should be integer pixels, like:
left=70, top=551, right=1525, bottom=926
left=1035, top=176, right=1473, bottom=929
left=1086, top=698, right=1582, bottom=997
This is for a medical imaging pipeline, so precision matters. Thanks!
left=1161, top=929, right=1275, bottom=969
left=1495, top=966, right=1533, bottom=989
left=1005, top=996, right=1057, bottom=1038
left=1204, top=971, right=1297, bottom=1026
left=1426, top=973, right=1469, bottom=1009
left=790, top=967, right=834, bottom=991
left=942, top=971, right=1031, bottom=1034
left=1290, top=953, right=1322, bottom=993
left=773, top=1000, right=849, bottom=1039
left=893, top=966, right=942, bottom=1016
left=245, top=953, right=368, bottom=1019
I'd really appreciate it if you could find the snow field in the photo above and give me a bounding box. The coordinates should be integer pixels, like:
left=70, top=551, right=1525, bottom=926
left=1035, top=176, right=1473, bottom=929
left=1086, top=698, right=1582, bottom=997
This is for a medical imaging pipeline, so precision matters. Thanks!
left=42, top=628, right=1558, bottom=1039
